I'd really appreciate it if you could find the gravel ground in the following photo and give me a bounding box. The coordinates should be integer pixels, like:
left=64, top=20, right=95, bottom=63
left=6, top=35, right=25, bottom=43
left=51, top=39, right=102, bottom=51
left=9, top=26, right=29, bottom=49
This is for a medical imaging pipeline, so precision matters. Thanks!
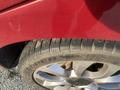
left=0, top=65, right=116, bottom=90
left=0, top=66, right=41, bottom=90
left=0, top=46, right=43, bottom=90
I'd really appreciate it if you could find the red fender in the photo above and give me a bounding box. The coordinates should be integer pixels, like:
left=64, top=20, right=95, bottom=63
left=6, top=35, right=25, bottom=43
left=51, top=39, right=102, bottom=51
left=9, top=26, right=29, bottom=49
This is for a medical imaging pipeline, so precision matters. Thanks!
left=0, top=0, right=120, bottom=47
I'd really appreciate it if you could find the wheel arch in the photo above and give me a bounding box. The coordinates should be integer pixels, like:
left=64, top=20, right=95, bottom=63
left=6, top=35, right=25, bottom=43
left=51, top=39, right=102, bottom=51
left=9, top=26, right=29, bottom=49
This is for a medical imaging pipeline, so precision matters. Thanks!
left=0, top=41, right=26, bottom=68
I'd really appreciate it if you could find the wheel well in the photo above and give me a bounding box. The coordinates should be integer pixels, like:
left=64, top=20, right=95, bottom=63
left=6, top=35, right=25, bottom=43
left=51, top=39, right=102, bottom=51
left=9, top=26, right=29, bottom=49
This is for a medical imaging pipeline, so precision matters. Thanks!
left=0, top=41, right=27, bottom=68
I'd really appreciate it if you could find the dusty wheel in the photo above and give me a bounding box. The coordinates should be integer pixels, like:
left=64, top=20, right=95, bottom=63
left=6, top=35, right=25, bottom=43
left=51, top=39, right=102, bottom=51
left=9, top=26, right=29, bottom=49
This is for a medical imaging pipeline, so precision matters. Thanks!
left=18, top=39, right=120, bottom=90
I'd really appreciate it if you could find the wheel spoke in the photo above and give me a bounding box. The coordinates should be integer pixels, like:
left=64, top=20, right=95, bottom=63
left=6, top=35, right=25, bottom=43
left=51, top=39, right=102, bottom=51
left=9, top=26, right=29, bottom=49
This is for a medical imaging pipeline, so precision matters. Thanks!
left=95, top=75, right=120, bottom=84
left=40, top=64, right=69, bottom=77
left=54, top=86, right=70, bottom=90
left=70, top=70, right=78, bottom=78
left=73, top=61, right=94, bottom=77
left=69, top=87, right=77, bottom=90
left=43, top=80, right=69, bottom=87
left=76, top=85, right=89, bottom=89
left=98, top=83, right=120, bottom=89
left=99, top=64, right=120, bottom=78
left=88, top=84, right=99, bottom=90
left=34, top=70, right=66, bottom=81
left=82, top=64, right=120, bottom=79
left=94, top=75, right=120, bottom=89
left=76, top=84, right=99, bottom=90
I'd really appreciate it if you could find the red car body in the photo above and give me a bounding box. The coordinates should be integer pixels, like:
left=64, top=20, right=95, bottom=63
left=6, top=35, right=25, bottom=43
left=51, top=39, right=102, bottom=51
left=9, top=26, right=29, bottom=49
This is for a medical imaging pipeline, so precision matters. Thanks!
left=0, top=0, right=120, bottom=47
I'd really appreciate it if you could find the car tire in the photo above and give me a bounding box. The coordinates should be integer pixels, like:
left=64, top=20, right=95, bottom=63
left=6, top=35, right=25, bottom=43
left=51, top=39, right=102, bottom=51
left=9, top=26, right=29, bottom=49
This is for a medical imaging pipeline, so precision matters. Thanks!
left=18, top=39, right=120, bottom=90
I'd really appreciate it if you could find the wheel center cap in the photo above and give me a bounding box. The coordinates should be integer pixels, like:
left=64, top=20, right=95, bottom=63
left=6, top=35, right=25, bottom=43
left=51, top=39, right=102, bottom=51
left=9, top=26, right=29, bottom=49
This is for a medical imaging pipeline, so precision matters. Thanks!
left=67, top=78, right=92, bottom=86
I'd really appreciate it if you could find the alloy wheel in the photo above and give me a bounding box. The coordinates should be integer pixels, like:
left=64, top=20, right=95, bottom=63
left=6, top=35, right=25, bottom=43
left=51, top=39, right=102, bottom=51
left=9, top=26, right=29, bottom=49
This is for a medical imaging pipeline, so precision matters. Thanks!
left=33, top=61, right=120, bottom=90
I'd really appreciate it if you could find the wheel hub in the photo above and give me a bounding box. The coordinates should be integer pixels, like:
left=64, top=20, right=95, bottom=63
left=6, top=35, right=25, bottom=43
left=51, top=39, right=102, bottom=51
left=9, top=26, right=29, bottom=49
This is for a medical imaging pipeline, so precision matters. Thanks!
left=33, top=61, right=120, bottom=90
left=67, top=78, right=92, bottom=86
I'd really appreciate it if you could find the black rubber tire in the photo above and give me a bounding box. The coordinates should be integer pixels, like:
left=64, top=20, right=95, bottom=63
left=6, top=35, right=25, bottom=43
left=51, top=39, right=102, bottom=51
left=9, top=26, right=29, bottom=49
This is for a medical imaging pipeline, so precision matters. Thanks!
left=18, top=39, right=120, bottom=90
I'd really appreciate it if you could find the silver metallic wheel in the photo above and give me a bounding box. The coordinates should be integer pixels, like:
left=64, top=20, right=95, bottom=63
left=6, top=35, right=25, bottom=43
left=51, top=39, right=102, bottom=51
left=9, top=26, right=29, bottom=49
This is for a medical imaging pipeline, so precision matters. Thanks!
left=33, top=61, right=120, bottom=90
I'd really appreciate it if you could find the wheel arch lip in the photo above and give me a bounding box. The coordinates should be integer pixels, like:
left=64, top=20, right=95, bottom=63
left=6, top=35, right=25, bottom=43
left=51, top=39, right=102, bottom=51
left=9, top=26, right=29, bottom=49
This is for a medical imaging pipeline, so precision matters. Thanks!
left=0, top=0, right=120, bottom=47
left=0, top=0, right=26, bottom=11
